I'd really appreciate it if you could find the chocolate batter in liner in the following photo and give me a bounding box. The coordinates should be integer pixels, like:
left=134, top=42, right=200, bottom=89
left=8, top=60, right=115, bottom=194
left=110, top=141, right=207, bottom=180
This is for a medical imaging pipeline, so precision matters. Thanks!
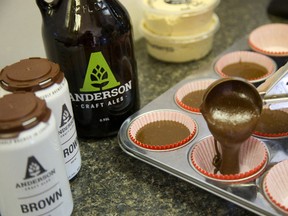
left=253, top=108, right=288, bottom=138
left=128, top=110, right=198, bottom=150
left=175, top=79, right=215, bottom=113
left=214, top=51, right=276, bottom=83
left=217, top=62, right=269, bottom=81
left=190, top=136, right=268, bottom=183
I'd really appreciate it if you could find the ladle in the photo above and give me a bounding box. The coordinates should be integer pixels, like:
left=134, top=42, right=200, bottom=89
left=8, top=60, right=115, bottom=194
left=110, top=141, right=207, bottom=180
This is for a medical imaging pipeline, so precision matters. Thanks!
left=200, top=78, right=263, bottom=174
left=200, top=62, right=288, bottom=175
left=200, top=62, right=288, bottom=174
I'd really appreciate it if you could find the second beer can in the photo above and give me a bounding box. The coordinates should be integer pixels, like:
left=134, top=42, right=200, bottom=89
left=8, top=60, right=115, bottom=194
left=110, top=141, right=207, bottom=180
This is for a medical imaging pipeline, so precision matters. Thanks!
left=0, top=58, right=81, bottom=180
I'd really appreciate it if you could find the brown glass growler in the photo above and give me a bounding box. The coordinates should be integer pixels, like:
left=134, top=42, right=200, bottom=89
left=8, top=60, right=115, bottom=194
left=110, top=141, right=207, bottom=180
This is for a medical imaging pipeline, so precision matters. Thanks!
left=36, top=0, right=139, bottom=138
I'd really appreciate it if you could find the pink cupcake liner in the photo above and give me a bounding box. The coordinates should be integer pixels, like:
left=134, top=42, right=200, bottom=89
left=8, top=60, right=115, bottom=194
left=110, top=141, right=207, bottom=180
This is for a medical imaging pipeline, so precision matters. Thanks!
left=175, top=79, right=216, bottom=114
left=253, top=107, right=288, bottom=139
left=190, top=136, right=268, bottom=183
left=214, top=51, right=276, bottom=83
left=128, top=110, right=198, bottom=151
left=248, top=23, right=288, bottom=56
left=264, top=160, right=288, bottom=214
left=253, top=131, right=288, bottom=139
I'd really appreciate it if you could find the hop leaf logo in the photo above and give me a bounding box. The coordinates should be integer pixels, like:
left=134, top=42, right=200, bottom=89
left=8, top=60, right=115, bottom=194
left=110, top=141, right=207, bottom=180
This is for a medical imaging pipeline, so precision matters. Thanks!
left=80, top=52, right=120, bottom=92
left=28, top=162, right=42, bottom=177
left=60, top=104, right=72, bottom=128
left=24, top=156, right=47, bottom=179
left=62, top=110, right=71, bottom=124
left=90, top=65, right=109, bottom=90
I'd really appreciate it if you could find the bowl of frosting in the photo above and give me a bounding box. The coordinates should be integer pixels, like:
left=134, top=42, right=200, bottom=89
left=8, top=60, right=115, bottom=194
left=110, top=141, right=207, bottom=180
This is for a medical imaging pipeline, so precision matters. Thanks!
left=140, top=0, right=220, bottom=62
left=142, top=0, right=220, bottom=36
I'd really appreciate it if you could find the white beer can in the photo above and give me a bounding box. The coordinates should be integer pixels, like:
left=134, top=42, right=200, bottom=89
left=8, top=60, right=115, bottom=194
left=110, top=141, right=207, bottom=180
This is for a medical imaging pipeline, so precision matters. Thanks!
left=0, top=58, right=81, bottom=180
left=0, top=92, right=73, bottom=216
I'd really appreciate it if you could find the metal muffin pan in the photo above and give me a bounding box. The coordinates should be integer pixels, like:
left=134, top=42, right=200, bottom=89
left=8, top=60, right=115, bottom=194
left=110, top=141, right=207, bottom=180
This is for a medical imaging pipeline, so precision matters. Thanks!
left=118, top=37, right=288, bottom=216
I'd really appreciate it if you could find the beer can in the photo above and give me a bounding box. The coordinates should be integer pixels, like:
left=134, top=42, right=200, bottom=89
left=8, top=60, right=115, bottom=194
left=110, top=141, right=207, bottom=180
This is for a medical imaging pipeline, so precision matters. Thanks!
left=0, top=92, right=73, bottom=216
left=0, top=57, right=81, bottom=180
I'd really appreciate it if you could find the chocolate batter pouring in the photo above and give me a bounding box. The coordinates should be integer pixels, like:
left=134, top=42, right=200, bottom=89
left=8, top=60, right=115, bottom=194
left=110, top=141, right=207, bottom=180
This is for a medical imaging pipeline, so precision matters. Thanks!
left=200, top=78, right=262, bottom=175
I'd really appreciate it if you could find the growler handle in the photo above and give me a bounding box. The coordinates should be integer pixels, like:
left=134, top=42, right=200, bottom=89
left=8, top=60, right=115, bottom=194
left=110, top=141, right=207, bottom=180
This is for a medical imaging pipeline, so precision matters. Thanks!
left=36, top=0, right=61, bottom=15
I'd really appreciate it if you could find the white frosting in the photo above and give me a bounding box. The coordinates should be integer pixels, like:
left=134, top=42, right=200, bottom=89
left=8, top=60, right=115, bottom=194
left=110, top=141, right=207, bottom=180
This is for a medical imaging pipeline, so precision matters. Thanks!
left=141, top=14, right=220, bottom=62
left=142, top=0, right=220, bottom=36
left=143, top=0, right=220, bottom=15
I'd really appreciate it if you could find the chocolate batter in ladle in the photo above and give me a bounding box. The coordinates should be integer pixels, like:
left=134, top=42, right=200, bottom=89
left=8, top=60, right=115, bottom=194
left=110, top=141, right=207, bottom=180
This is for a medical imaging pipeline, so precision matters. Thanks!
left=200, top=78, right=262, bottom=175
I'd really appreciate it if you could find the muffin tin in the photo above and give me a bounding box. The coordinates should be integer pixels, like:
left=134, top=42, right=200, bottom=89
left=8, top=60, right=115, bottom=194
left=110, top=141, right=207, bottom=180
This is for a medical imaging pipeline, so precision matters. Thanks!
left=118, top=36, right=288, bottom=215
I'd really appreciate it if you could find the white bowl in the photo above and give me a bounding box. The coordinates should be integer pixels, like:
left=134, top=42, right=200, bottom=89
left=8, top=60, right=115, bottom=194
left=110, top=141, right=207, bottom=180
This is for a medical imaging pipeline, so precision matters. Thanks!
left=142, top=0, right=220, bottom=36
left=141, top=14, right=220, bottom=63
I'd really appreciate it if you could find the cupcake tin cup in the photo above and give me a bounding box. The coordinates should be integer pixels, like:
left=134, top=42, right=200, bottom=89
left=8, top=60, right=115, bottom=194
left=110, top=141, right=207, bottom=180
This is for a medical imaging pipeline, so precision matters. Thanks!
left=248, top=23, right=288, bottom=57
left=175, top=78, right=216, bottom=113
left=253, top=107, right=288, bottom=139
left=214, top=51, right=277, bottom=83
left=118, top=36, right=288, bottom=215
left=128, top=110, right=198, bottom=151
left=263, top=160, right=288, bottom=215
left=190, top=135, right=268, bottom=183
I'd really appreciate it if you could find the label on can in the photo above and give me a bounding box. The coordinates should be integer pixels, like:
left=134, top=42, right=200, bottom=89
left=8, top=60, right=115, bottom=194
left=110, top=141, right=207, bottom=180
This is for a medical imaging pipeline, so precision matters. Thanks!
left=36, top=79, right=81, bottom=180
left=0, top=58, right=82, bottom=180
left=0, top=101, right=73, bottom=216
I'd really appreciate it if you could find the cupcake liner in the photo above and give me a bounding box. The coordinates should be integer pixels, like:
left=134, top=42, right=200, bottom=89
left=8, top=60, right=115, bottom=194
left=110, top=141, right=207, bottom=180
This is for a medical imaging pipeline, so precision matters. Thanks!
left=253, top=107, right=288, bottom=138
left=214, top=51, right=276, bottom=83
left=175, top=79, right=216, bottom=114
left=248, top=23, right=288, bottom=57
left=263, top=160, right=288, bottom=214
left=190, top=136, right=268, bottom=183
left=128, top=110, right=198, bottom=151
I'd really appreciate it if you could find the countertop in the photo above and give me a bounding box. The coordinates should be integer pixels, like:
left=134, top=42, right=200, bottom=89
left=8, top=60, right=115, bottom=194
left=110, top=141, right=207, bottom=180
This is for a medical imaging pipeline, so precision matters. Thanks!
left=1, top=0, right=288, bottom=215
left=71, top=1, right=288, bottom=216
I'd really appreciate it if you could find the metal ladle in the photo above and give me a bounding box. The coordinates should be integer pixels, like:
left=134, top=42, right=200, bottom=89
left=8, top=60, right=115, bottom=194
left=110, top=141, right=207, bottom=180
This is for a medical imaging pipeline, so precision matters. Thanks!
left=200, top=62, right=288, bottom=175
left=200, top=78, right=263, bottom=174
